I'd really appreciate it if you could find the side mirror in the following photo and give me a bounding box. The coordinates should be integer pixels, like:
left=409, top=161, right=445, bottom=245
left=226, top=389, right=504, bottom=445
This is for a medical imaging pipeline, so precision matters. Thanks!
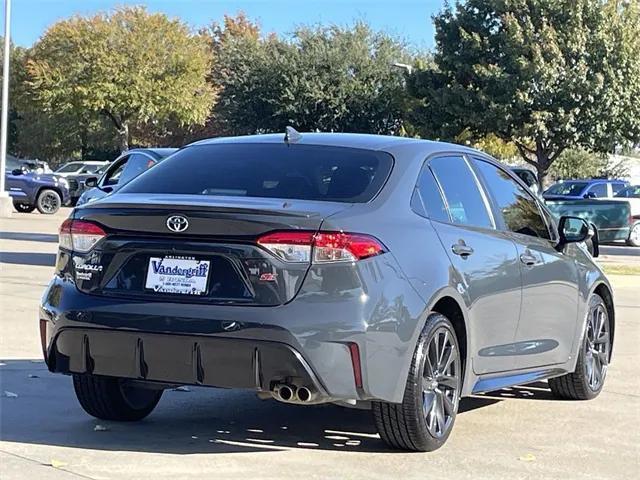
left=556, top=216, right=591, bottom=251
left=84, top=176, right=98, bottom=188
left=583, top=192, right=597, bottom=198
left=11, top=168, right=24, bottom=176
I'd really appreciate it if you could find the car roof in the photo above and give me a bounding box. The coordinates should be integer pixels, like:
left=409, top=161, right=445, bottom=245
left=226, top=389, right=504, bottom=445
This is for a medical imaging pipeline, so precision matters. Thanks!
left=188, top=132, right=479, bottom=156
left=128, top=148, right=178, bottom=158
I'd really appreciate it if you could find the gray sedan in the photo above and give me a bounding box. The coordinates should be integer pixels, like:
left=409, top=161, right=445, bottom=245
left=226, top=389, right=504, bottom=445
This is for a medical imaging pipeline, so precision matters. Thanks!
left=41, top=132, right=613, bottom=451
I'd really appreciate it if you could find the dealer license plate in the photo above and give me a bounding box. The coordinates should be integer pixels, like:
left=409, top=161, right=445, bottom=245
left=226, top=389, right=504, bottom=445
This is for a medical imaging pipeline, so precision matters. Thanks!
left=145, top=256, right=210, bottom=295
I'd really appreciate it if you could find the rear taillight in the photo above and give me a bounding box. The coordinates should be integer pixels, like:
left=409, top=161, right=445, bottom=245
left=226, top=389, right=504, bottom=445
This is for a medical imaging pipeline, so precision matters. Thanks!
left=257, top=231, right=386, bottom=264
left=59, top=219, right=106, bottom=253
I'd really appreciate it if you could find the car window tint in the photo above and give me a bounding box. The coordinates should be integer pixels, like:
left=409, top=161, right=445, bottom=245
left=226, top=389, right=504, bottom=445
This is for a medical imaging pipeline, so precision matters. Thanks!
left=544, top=182, right=588, bottom=196
left=119, top=154, right=155, bottom=185
left=611, top=183, right=625, bottom=194
left=413, top=164, right=449, bottom=222
left=588, top=183, right=607, bottom=197
left=429, top=156, right=493, bottom=228
left=473, top=159, right=550, bottom=239
left=103, top=157, right=128, bottom=186
left=56, top=163, right=82, bottom=173
left=6, top=158, right=20, bottom=171
left=121, top=144, right=394, bottom=203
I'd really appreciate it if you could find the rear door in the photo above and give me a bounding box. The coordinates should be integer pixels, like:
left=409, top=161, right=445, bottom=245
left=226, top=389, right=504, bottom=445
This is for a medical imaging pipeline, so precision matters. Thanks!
left=471, top=157, right=580, bottom=369
left=425, top=155, right=522, bottom=375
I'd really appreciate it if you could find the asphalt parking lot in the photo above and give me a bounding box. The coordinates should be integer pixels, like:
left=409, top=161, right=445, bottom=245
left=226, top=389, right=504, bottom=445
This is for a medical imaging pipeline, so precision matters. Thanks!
left=1, top=208, right=639, bottom=480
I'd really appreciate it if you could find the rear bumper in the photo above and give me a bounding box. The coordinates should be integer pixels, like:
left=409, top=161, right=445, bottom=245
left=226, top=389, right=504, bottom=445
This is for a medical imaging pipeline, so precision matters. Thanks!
left=40, top=253, right=427, bottom=403
left=48, top=327, right=328, bottom=398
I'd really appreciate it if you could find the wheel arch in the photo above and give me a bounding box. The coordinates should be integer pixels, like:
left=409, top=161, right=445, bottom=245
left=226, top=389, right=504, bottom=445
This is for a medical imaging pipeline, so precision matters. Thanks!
left=428, top=294, right=469, bottom=392
left=36, top=185, right=63, bottom=201
left=593, top=282, right=615, bottom=358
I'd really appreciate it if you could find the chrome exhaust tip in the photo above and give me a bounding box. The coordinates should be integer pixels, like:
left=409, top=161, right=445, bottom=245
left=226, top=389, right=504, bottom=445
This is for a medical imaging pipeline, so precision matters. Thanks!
left=274, top=384, right=295, bottom=402
left=296, top=386, right=314, bottom=403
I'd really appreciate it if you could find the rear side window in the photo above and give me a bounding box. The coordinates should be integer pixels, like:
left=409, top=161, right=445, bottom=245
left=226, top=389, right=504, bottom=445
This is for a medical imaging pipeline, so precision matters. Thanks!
left=612, top=183, right=626, bottom=194
left=429, top=156, right=493, bottom=228
left=588, top=183, right=607, bottom=197
left=118, top=154, right=156, bottom=185
left=121, top=144, right=393, bottom=203
left=413, top=164, right=449, bottom=222
left=473, top=159, right=550, bottom=239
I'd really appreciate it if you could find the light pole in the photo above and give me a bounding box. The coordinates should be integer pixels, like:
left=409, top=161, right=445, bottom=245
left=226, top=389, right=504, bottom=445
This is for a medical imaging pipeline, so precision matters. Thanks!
left=0, top=0, right=12, bottom=217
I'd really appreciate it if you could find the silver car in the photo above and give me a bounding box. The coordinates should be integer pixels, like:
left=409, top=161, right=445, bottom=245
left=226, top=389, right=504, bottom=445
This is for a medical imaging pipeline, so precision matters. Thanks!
left=41, top=132, right=614, bottom=451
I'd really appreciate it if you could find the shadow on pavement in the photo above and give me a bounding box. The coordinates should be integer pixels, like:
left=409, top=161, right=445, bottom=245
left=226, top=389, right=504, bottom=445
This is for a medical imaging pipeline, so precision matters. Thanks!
left=0, top=231, right=59, bottom=243
left=0, top=252, right=56, bottom=267
left=0, top=360, right=555, bottom=455
left=480, top=381, right=556, bottom=401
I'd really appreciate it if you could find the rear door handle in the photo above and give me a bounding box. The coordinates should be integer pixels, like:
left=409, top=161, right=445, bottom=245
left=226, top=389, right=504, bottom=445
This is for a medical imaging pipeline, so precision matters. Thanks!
left=519, top=253, right=539, bottom=266
left=451, top=243, right=474, bottom=257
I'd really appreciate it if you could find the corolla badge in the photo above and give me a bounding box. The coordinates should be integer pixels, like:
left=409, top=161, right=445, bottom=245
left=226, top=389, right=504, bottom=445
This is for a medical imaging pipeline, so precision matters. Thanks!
left=166, top=215, right=189, bottom=233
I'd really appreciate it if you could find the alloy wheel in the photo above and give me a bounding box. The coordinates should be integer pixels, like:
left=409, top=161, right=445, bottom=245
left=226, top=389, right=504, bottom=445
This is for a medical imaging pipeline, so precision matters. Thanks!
left=584, top=301, right=610, bottom=391
left=422, top=327, right=459, bottom=438
left=630, top=223, right=640, bottom=245
left=39, top=192, right=60, bottom=213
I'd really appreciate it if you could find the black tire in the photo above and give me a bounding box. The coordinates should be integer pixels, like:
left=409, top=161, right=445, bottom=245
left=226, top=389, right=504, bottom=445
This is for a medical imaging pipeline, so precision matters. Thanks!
left=73, top=374, right=163, bottom=421
left=549, top=293, right=611, bottom=400
left=13, top=202, right=35, bottom=213
left=372, top=313, right=462, bottom=451
left=627, top=221, right=640, bottom=247
left=36, top=188, right=62, bottom=214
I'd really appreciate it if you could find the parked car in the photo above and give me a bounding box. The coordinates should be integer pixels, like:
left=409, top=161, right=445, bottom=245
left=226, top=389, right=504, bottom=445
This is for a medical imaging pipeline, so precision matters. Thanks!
left=614, top=185, right=640, bottom=245
left=55, top=161, right=108, bottom=177
left=68, top=164, right=110, bottom=205
left=76, top=148, right=177, bottom=206
left=55, top=161, right=109, bottom=204
left=4, top=156, right=70, bottom=214
left=41, top=132, right=614, bottom=452
left=543, top=179, right=628, bottom=200
left=546, top=199, right=635, bottom=248
left=510, top=167, right=540, bottom=195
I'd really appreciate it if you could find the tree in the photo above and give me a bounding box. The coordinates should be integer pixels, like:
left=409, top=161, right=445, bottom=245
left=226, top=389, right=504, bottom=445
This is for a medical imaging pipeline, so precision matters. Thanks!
left=409, top=0, right=640, bottom=185
left=549, top=148, right=628, bottom=181
left=0, top=39, right=27, bottom=155
left=26, top=7, right=215, bottom=152
left=209, top=21, right=413, bottom=135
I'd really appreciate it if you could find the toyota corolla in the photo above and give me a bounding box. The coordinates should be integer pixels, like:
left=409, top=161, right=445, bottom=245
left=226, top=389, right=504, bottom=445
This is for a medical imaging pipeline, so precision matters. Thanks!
left=40, top=132, right=614, bottom=451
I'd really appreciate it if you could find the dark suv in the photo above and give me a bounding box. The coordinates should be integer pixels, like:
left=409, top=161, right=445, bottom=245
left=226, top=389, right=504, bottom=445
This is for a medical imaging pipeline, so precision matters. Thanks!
left=5, top=157, right=70, bottom=214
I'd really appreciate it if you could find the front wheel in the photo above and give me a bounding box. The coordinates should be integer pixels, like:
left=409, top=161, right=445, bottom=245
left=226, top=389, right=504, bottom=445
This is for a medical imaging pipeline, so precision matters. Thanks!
left=13, top=202, right=35, bottom=213
left=549, top=293, right=611, bottom=400
left=36, top=189, right=62, bottom=214
left=372, top=313, right=462, bottom=451
left=627, top=222, right=640, bottom=247
left=73, top=374, right=163, bottom=421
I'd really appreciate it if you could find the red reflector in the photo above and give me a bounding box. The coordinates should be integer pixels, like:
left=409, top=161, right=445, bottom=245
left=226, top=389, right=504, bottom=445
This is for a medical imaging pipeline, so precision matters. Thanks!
left=348, top=342, right=363, bottom=389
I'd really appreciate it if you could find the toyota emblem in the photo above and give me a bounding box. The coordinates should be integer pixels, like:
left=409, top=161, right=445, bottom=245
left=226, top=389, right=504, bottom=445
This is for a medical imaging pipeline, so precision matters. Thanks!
left=166, top=215, right=189, bottom=233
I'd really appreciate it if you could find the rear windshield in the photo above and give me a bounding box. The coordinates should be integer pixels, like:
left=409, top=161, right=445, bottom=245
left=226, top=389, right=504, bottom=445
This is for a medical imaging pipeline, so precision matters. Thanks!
left=120, top=143, right=394, bottom=203
left=545, top=182, right=588, bottom=196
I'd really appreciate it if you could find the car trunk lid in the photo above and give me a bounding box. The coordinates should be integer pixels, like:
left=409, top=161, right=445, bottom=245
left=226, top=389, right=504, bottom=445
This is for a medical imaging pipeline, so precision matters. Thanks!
left=67, top=194, right=352, bottom=305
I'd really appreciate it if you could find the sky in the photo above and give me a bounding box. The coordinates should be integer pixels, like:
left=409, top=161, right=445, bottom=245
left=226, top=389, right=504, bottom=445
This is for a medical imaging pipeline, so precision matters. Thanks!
left=8, top=0, right=445, bottom=49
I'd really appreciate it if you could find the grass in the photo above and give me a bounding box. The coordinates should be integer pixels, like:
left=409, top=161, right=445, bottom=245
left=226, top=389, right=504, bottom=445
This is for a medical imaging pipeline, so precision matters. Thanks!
left=601, top=264, right=640, bottom=276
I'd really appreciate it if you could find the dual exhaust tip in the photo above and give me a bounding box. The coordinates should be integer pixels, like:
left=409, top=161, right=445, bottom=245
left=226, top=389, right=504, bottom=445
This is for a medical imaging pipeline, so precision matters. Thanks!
left=273, top=384, right=314, bottom=403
